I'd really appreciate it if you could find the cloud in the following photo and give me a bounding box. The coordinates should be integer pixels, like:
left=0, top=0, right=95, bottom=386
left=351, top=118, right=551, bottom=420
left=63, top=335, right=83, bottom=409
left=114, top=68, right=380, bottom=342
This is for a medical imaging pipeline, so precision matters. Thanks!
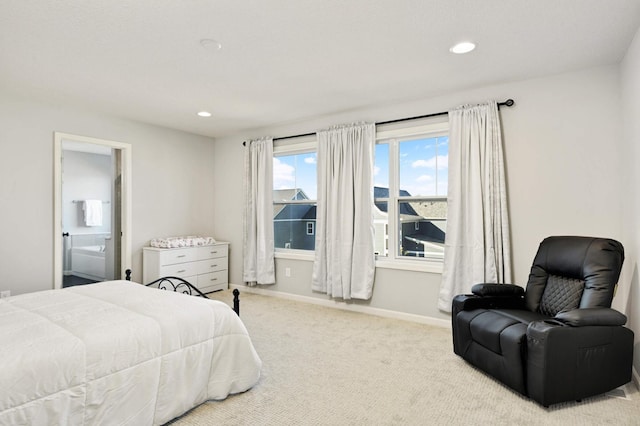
left=374, top=165, right=381, bottom=176
left=273, top=157, right=295, bottom=188
left=304, top=156, right=316, bottom=164
left=416, top=175, right=433, bottom=183
left=402, top=182, right=448, bottom=197
left=412, top=155, right=448, bottom=169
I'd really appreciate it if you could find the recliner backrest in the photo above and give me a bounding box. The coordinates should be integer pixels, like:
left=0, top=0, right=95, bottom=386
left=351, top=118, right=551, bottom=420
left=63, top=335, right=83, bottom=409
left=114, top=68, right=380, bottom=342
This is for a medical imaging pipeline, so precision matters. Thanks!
left=524, top=236, right=624, bottom=315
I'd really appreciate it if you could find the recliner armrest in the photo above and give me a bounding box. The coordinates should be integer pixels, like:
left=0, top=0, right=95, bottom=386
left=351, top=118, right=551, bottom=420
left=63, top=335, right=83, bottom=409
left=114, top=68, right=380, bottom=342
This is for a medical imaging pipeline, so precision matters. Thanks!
left=471, top=283, right=524, bottom=297
left=452, top=293, right=525, bottom=314
left=554, top=308, right=628, bottom=327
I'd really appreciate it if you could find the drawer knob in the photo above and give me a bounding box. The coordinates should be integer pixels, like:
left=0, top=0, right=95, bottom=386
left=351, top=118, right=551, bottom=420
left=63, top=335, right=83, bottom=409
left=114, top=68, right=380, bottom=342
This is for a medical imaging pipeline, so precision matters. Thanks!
left=177, top=255, right=186, bottom=258
left=211, top=264, right=218, bottom=268
left=177, top=269, right=186, bottom=273
left=211, top=278, right=218, bottom=281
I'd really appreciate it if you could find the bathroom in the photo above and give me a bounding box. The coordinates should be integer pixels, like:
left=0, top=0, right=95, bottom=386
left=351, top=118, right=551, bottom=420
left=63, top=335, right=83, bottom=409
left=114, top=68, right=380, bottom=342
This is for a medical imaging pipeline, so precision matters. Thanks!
left=61, top=143, right=119, bottom=287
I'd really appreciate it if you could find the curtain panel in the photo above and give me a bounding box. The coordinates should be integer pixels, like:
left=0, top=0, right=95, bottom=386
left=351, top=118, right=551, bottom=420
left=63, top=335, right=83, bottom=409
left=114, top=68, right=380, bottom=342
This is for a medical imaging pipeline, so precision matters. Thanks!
left=243, top=138, right=276, bottom=285
left=311, top=123, right=376, bottom=300
left=438, top=101, right=512, bottom=312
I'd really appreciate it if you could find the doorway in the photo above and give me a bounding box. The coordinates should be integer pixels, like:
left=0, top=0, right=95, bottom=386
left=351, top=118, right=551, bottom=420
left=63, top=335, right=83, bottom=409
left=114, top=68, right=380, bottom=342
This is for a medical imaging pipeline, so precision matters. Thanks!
left=53, top=133, right=132, bottom=289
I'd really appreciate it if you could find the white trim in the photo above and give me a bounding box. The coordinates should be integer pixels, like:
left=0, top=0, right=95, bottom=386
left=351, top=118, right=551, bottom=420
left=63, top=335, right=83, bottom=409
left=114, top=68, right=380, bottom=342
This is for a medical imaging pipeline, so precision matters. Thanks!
left=271, top=257, right=445, bottom=274
left=274, top=250, right=443, bottom=274
left=375, top=258, right=443, bottom=273
left=273, top=137, right=316, bottom=155
left=275, top=249, right=315, bottom=261
left=230, top=283, right=451, bottom=328
left=53, top=132, right=132, bottom=289
left=376, top=121, right=449, bottom=140
left=633, top=366, right=640, bottom=391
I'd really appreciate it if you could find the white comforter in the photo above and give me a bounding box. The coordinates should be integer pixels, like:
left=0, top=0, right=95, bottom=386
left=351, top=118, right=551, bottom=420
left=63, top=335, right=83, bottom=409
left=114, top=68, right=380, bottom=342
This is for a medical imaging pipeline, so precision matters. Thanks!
left=0, top=281, right=262, bottom=425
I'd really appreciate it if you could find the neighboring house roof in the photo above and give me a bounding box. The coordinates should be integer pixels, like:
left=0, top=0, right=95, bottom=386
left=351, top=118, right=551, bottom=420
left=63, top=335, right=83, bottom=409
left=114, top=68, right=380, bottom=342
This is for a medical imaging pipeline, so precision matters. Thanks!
left=273, top=188, right=309, bottom=202
left=374, top=186, right=419, bottom=216
left=410, top=200, right=447, bottom=220
left=273, top=186, right=445, bottom=221
left=273, top=188, right=310, bottom=217
left=302, top=205, right=316, bottom=220
left=274, top=204, right=316, bottom=221
left=374, top=186, right=411, bottom=199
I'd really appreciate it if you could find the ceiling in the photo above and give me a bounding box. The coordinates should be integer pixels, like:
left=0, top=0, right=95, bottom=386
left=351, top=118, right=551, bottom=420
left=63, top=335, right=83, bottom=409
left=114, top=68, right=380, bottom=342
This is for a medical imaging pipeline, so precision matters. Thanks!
left=2, top=1, right=640, bottom=139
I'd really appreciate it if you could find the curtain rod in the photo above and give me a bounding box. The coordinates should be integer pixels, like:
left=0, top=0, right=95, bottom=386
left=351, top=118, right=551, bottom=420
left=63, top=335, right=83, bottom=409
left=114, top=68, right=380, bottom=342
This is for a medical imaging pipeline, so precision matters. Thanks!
left=243, top=99, right=514, bottom=145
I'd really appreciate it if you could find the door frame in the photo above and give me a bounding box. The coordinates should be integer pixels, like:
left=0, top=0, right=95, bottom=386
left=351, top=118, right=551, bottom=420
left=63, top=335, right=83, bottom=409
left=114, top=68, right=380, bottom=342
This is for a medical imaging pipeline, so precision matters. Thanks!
left=53, top=132, right=132, bottom=289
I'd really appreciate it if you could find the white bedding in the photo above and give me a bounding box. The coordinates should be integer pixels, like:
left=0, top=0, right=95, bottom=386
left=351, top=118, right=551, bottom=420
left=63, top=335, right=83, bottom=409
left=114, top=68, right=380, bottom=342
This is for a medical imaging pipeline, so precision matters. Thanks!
left=0, top=280, right=261, bottom=425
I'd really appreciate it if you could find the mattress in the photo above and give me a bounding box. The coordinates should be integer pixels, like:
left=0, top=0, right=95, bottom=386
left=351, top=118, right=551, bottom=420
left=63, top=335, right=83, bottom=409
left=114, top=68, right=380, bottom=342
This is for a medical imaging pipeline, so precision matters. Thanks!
left=0, top=281, right=261, bottom=425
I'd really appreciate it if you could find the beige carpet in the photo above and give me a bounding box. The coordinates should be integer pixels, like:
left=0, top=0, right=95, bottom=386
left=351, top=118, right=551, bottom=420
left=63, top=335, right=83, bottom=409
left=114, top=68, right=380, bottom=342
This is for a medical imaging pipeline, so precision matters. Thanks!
left=170, top=290, right=639, bottom=425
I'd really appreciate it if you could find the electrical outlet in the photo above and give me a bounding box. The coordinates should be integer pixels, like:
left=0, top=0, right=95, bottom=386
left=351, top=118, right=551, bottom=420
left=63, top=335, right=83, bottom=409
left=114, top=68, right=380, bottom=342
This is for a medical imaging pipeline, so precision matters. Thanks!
left=285, top=268, right=291, bottom=277
left=0, top=290, right=10, bottom=299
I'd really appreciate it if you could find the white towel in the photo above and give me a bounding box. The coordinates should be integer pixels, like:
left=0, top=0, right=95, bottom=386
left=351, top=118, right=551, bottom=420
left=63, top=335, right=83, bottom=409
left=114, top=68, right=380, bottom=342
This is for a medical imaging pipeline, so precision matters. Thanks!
left=83, top=200, right=103, bottom=226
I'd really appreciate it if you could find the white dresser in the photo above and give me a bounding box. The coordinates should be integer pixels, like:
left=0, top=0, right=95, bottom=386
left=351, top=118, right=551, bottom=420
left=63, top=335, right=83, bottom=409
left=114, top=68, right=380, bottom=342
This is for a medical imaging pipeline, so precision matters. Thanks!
left=142, top=242, right=229, bottom=293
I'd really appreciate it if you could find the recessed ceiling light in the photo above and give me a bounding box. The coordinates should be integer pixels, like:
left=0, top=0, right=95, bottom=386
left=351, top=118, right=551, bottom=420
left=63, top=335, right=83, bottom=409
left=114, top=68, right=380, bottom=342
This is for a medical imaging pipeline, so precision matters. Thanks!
left=197, top=111, right=212, bottom=117
left=449, top=42, right=476, bottom=54
left=199, top=38, right=222, bottom=51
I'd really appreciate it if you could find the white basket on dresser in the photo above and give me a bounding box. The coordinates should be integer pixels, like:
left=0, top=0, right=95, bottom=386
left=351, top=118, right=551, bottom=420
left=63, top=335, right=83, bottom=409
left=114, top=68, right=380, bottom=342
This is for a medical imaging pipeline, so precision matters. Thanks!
left=143, top=242, right=229, bottom=293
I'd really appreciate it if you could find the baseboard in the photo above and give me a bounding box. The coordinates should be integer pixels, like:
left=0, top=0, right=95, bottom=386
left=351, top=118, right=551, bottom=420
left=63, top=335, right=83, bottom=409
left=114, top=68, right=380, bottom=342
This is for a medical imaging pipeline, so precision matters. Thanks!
left=633, top=366, right=640, bottom=391
left=229, top=284, right=451, bottom=329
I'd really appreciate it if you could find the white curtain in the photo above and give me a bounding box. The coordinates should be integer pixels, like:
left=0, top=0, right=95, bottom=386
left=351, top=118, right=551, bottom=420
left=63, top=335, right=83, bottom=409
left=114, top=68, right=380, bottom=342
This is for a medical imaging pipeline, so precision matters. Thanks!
left=438, top=101, right=512, bottom=312
left=311, top=123, right=376, bottom=300
left=243, top=138, right=276, bottom=285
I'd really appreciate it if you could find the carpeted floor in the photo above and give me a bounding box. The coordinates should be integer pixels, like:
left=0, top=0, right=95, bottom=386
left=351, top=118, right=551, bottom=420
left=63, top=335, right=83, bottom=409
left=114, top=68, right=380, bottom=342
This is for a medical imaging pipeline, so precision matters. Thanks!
left=170, top=290, right=639, bottom=425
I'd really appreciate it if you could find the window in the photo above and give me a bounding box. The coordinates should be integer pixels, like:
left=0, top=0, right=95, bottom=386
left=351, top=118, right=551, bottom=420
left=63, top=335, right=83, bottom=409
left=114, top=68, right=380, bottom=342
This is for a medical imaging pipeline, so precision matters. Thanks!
left=273, top=149, right=317, bottom=251
left=375, top=121, right=448, bottom=262
left=272, top=121, right=448, bottom=266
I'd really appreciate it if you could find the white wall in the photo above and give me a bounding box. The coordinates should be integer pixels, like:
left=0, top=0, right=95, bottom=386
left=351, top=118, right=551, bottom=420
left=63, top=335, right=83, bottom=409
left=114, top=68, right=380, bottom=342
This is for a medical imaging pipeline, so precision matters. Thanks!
left=212, top=65, right=626, bottom=321
left=620, top=25, right=640, bottom=380
left=0, top=56, right=633, bottom=369
left=0, top=93, right=216, bottom=295
left=62, top=150, right=112, bottom=235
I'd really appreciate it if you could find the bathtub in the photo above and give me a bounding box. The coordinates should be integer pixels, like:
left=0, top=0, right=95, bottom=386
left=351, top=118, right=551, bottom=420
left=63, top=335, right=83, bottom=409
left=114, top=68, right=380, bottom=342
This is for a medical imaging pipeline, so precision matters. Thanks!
left=71, top=245, right=106, bottom=280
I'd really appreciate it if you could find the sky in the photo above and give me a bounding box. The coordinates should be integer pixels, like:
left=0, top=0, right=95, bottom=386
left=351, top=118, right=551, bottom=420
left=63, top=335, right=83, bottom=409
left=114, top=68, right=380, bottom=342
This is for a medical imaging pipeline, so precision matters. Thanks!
left=273, top=136, right=448, bottom=200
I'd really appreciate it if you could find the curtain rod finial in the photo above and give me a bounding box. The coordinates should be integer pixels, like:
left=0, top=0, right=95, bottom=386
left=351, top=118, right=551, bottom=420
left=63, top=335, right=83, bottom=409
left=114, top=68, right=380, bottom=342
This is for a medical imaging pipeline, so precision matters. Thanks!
left=504, top=99, right=514, bottom=107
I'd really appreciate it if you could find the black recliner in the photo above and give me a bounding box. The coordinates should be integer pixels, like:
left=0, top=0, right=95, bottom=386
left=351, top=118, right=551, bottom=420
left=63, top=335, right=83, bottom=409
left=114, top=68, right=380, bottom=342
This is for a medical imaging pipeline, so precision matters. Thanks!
left=452, top=236, right=634, bottom=406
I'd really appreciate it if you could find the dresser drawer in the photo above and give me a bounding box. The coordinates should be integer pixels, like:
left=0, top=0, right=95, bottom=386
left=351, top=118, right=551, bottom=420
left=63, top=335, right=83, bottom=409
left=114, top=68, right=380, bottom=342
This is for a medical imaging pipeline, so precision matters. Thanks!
left=158, top=247, right=198, bottom=265
left=197, top=271, right=228, bottom=292
left=158, top=262, right=198, bottom=278
left=143, top=243, right=229, bottom=287
left=197, top=245, right=228, bottom=260
left=195, top=258, right=227, bottom=274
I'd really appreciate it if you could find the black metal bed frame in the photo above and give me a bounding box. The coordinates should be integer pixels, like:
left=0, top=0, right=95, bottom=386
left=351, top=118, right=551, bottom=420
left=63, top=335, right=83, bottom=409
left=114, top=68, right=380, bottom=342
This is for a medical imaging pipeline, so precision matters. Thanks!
left=125, top=269, right=240, bottom=316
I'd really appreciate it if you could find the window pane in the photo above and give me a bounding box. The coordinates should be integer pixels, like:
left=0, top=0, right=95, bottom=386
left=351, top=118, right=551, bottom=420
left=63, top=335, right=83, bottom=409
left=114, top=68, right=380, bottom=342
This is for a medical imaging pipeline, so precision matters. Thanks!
left=436, top=137, right=449, bottom=195
left=399, top=136, right=448, bottom=197
left=374, top=143, right=389, bottom=256
left=274, top=203, right=316, bottom=250
left=273, top=153, right=317, bottom=200
left=373, top=201, right=388, bottom=256
left=273, top=152, right=317, bottom=250
left=374, top=143, right=389, bottom=190
left=398, top=200, right=446, bottom=259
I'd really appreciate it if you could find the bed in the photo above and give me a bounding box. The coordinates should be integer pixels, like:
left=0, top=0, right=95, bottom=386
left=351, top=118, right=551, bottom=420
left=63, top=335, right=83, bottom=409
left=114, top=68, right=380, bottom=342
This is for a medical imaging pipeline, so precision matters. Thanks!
left=0, top=280, right=261, bottom=425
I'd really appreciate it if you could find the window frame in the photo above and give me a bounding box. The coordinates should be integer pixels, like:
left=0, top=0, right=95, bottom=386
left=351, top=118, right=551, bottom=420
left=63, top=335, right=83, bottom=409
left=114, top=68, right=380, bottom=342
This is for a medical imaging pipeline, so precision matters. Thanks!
left=272, top=121, right=448, bottom=274
left=273, top=135, right=318, bottom=257
left=374, top=120, right=449, bottom=272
